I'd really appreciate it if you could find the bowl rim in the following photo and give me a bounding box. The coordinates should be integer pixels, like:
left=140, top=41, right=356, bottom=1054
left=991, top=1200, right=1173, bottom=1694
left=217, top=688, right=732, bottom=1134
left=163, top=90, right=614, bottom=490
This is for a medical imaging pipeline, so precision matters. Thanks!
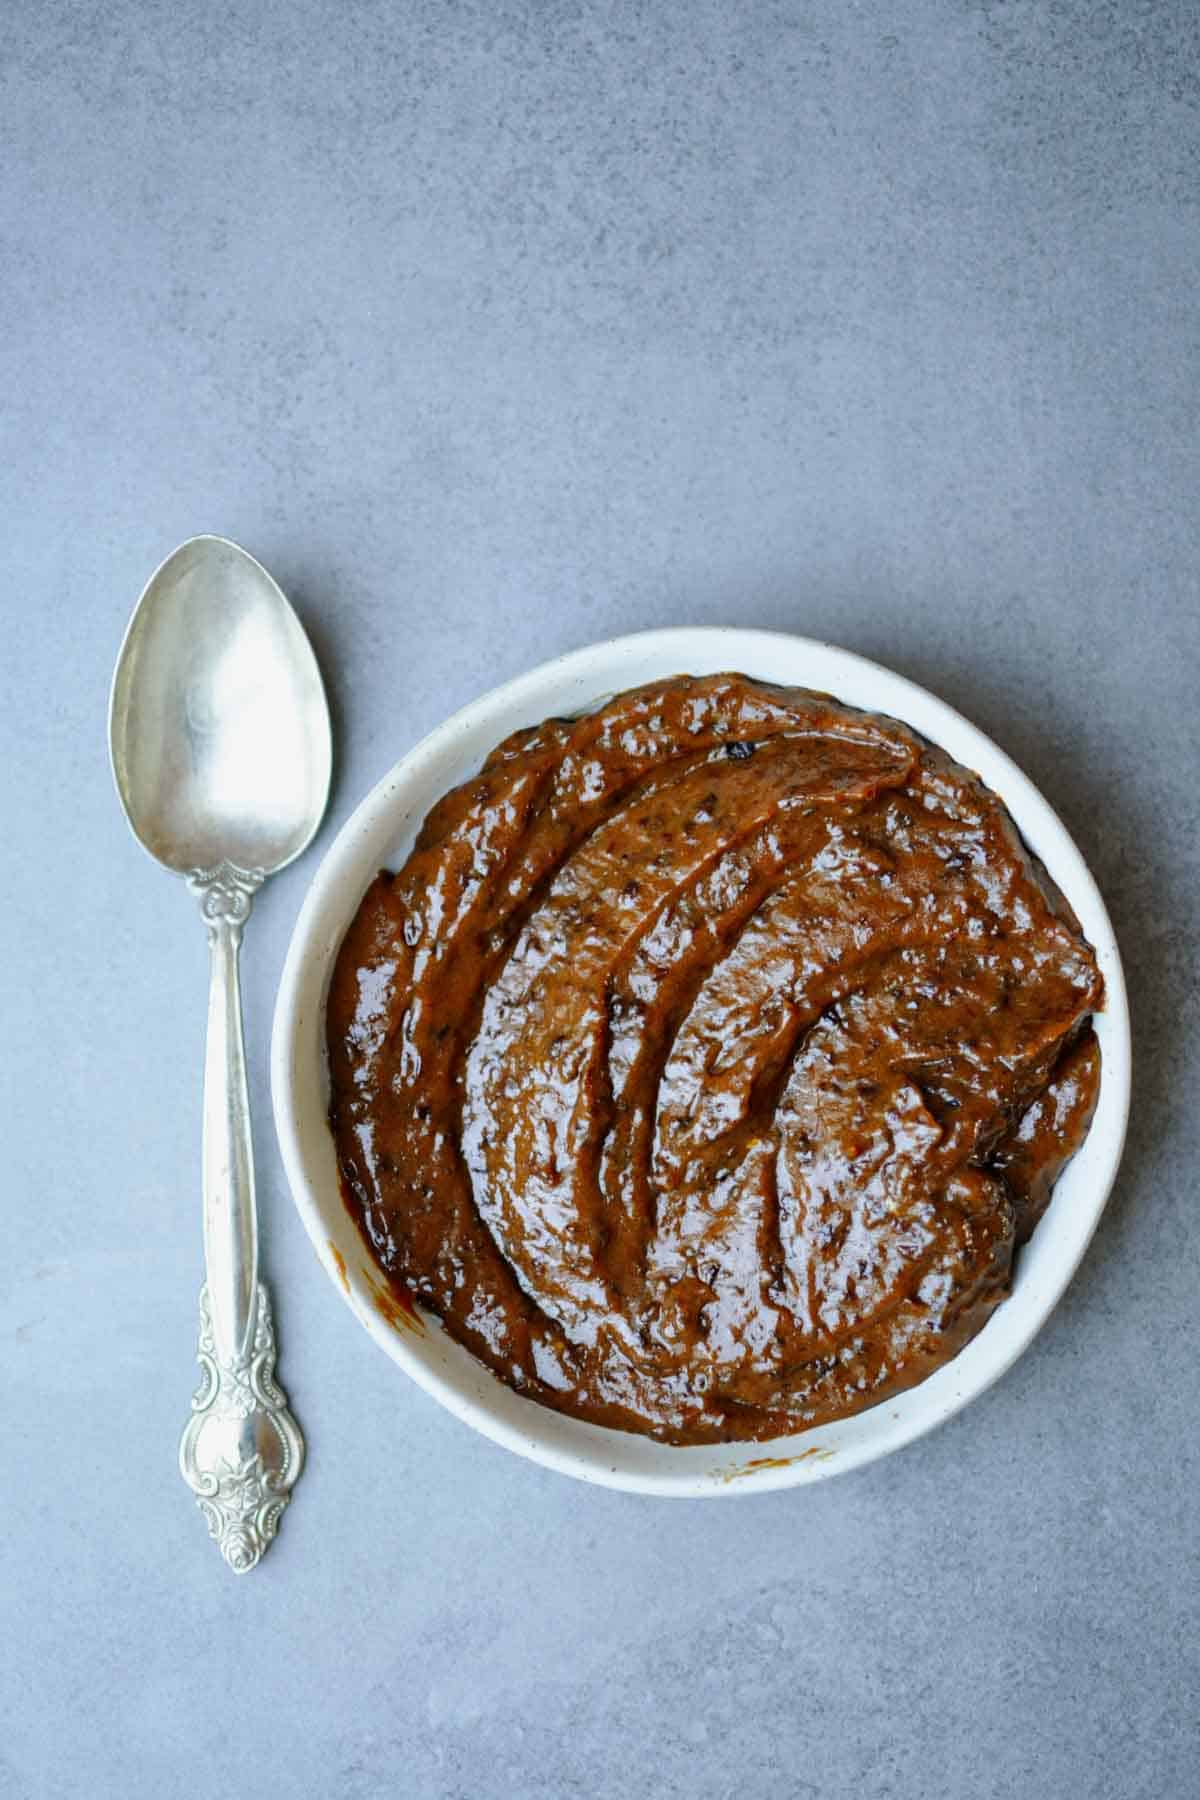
left=270, top=626, right=1131, bottom=1496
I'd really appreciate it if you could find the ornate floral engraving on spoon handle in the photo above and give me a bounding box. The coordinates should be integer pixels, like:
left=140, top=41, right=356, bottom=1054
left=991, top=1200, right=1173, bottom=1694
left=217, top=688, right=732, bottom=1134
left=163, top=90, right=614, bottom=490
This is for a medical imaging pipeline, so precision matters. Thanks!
left=180, top=1282, right=304, bottom=1573
left=188, top=858, right=264, bottom=927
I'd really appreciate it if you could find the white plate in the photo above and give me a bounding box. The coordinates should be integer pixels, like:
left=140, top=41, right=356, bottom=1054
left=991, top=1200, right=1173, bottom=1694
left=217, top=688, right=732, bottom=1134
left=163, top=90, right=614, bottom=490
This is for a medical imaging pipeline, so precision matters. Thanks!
left=271, top=629, right=1130, bottom=1495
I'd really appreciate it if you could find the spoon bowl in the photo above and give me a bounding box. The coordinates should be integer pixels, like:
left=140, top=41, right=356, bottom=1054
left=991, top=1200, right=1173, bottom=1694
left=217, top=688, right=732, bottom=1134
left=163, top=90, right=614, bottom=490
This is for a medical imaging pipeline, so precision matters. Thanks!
left=110, top=535, right=331, bottom=878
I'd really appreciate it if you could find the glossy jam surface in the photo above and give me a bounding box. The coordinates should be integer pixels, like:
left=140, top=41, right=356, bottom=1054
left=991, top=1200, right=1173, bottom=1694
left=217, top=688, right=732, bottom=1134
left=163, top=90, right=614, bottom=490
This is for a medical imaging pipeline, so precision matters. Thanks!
left=327, top=675, right=1102, bottom=1443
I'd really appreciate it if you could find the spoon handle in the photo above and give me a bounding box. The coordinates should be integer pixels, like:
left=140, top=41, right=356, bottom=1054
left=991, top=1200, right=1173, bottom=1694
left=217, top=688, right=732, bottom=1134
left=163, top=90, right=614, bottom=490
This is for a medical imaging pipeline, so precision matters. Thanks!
left=200, top=876, right=260, bottom=1359
left=178, top=862, right=303, bottom=1572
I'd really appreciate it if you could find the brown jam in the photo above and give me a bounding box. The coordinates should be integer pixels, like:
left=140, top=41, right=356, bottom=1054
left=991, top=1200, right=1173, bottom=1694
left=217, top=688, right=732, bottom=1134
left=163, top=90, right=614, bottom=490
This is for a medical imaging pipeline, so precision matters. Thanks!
left=327, top=674, right=1102, bottom=1444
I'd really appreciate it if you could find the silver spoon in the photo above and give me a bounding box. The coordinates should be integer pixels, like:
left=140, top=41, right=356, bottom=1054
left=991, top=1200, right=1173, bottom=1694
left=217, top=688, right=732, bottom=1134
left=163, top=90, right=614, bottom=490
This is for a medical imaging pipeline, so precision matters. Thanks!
left=109, top=536, right=331, bottom=1572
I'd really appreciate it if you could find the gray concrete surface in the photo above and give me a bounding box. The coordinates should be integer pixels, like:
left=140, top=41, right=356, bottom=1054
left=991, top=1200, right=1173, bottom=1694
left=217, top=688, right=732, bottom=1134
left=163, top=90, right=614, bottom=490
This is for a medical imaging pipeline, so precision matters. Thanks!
left=2, top=3, right=1197, bottom=1796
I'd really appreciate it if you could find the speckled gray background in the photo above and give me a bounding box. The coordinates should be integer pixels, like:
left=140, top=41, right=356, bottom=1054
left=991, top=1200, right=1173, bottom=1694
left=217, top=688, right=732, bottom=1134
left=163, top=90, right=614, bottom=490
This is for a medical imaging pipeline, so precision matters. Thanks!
left=2, top=2, right=1197, bottom=1796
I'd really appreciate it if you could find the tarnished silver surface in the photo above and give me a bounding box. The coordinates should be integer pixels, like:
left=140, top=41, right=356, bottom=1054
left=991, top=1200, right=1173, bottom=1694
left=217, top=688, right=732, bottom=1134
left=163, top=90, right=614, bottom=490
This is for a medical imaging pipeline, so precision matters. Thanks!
left=109, top=536, right=331, bottom=1570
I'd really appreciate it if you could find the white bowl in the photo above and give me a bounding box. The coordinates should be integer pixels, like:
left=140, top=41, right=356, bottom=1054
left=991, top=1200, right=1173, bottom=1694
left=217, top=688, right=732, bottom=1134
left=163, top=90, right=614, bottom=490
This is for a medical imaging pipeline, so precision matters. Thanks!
left=271, top=629, right=1130, bottom=1495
